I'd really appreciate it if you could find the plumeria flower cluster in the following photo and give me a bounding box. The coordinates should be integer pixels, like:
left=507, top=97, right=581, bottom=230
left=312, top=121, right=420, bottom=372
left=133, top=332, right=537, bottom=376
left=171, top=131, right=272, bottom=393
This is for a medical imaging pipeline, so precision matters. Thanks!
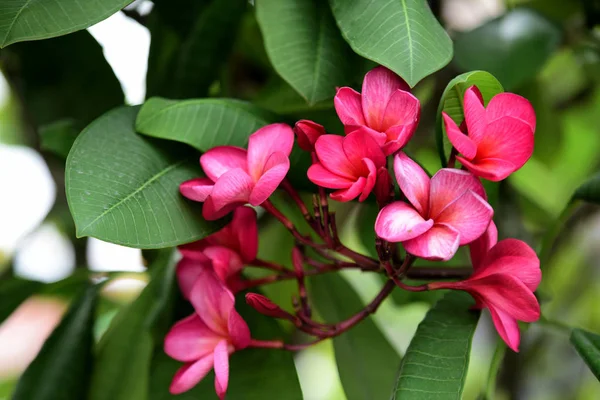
left=169, top=66, right=541, bottom=398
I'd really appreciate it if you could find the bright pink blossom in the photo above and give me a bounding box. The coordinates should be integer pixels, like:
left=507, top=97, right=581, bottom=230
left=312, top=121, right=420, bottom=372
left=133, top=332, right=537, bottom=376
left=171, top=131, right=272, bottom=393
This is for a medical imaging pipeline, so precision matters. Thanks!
left=334, top=66, right=420, bottom=155
left=307, top=129, right=387, bottom=202
left=429, top=238, right=541, bottom=351
left=293, top=120, right=325, bottom=152
left=443, top=86, right=536, bottom=181
left=165, top=265, right=251, bottom=398
left=180, top=123, right=294, bottom=220
left=375, top=152, right=493, bottom=260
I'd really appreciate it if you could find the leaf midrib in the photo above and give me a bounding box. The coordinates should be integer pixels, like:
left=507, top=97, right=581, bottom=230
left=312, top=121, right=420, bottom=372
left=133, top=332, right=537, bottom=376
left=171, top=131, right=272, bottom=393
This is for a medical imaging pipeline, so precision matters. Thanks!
left=400, top=0, right=414, bottom=82
left=1, top=0, right=34, bottom=46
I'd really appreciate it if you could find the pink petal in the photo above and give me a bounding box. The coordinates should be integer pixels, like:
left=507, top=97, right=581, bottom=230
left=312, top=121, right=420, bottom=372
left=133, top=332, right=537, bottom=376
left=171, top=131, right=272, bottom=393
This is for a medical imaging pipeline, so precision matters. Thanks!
left=169, top=355, right=215, bottom=394
left=227, top=308, right=251, bottom=349
left=202, top=196, right=246, bottom=221
left=362, top=66, right=409, bottom=130
left=488, top=307, right=521, bottom=352
left=203, top=246, right=244, bottom=281
left=463, top=86, right=487, bottom=143
left=189, top=267, right=236, bottom=336
left=330, top=176, right=367, bottom=202
left=176, top=257, right=210, bottom=299
left=294, top=120, right=326, bottom=152
left=249, top=152, right=290, bottom=205
left=486, top=93, right=536, bottom=133
left=200, top=147, right=248, bottom=182
left=435, top=190, right=493, bottom=245
left=477, top=117, right=534, bottom=171
left=164, top=314, right=220, bottom=362
left=380, top=89, right=420, bottom=132
left=375, top=202, right=434, bottom=242
left=342, top=129, right=387, bottom=169
left=314, top=134, right=357, bottom=179
left=457, top=156, right=517, bottom=182
left=247, top=123, right=294, bottom=181
left=334, top=87, right=366, bottom=128
left=231, top=206, right=258, bottom=262
left=180, top=178, right=214, bottom=202
left=393, top=152, right=430, bottom=215
left=357, top=158, right=379, bottom=202
left=207, top=168, right=254, bottom=213
left=382, top=123, right=418, bottom=155
left=403, top=223, right=461, bottom=261
left=443, top=112, right=477, bottom=160
left=478, top=239, right=540, bottom=291
left=178, top=242, right=212, bottom=262
left=469, top=220, right=498, bottom=270
left=213, top=340, right=231, bottom=400
left=307, top=164, right=355, bottom=189
left=429, top=168, right=486, bottom=219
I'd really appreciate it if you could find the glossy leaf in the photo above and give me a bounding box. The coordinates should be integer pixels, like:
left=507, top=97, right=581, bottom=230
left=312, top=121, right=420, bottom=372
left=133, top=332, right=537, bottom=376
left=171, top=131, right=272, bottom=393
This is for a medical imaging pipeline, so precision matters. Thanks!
left=0, top=0, right=132, bottom=47
left=0, top=277, right=42, bottom=324
left=66, top=106, right=224, bottom=248
left=256, top=0, right=356, bottom=103
left=136, top=97, right=273, bottom=150
left=573, top=172, right=600, bottom=204
left=454, top=8, right=562, bottom=90
left=12, top=285, right=98, bottom=400
left=571, top=328, right=600, bottom=380
left=329, top=0, right=452, bottom=87
left=311, top=273, right=400, bottom=400
left=435, top=71, right=504, bottom=166
left=391, top=292, right=480, bottom=399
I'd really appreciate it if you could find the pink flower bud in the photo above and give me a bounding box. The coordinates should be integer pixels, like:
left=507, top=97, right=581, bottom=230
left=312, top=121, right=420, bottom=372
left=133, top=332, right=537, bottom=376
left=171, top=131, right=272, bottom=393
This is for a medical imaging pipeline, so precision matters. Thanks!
left=293, top=120, right=325, bottom=152
left=374, top=167, right=393, bottom=207
left=246, top=293, right=294, bottom=321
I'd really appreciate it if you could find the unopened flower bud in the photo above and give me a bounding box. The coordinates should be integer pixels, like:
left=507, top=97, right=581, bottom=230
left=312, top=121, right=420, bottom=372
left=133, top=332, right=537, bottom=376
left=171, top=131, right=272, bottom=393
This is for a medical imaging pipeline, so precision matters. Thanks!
left=246, top=293, right=297, bottom=322
left=374, top=167, right=393, bottom=207
left=294, top=120, right=325, bottom=152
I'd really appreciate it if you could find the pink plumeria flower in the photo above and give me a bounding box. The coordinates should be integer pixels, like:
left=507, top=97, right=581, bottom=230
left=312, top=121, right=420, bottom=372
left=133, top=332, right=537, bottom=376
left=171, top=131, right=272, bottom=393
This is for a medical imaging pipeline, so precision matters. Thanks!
left=293, top=120, right=326, bottom=152
left=375, top=152, right=493, bottom=260
left=334, top=66, right=420, bottom=155
left=165, top=265, right=251, bottom=398
left=307, top=129, right=387, bottom=202
left=180, top=123, right=294, bottom=220
left=429, top=238, right=541, bottom=352
left=442, top=86, right=536, bottom=181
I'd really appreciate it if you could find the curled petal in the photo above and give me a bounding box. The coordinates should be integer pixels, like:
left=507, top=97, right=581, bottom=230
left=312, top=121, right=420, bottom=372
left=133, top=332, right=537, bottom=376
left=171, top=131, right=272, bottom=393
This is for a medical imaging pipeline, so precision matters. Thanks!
left=334, top=87, right=366, bottom=128
left=247, top=123, right=294, bottom=181
left=307, top=164, right=355, bottom=189
left=202, top=196, right=246, bottom=221
left=403, top=223, right=461, bottom=261
left=227, top=308, right=251, bottom=349
left=463, top=86, right=486, bottom=143
left=189, top=267, right=235, bottom=336
left=294, top=120, right=326, bottom=152
left=382, top=123, right=417, bottom=155
left=429, top=168, right=486, bottom=218
left=457, top=156, right=516, bottom=182
left=469, top=220, right=498, bottom=270
left=393, top=152, right=430, bottom=215
left=213, top=340, right=231, bottom=400
left=435, top=190, right=493, bottom=245
left=180, top=178, right=214, bottom=202
left=249, top=152, right=290, bottom=205
left=358, top=158, right=378, bottom=202
left=343, top=129, right=387, bottom=169
left=487, top=93, right=536, bottom=133
left=200, top=147, right=248, bottom=182
left=203, top=246, right=244, bottom=281
left=314, top=135, right=357, bottom=179
left=362, top=66, right=409, bottom=130
left=380, top=89, right=420, bottom=132
left=489, top=307, right=521, bottom=352
left=169, top=356, right=215, bottom=395
left=375, top=202, right=433, bottom=242
left=443, top=113, right=477, bottom=160
left=164, top=314, right=219, bottom=362
left=207, top=168, right=254, bottom=213
left=330, top=176, right=367, bottom=202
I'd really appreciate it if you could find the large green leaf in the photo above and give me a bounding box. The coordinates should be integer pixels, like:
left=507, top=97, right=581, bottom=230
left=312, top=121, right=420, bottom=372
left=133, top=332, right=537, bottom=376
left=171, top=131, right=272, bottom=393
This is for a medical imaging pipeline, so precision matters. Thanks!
left=571, top=328, right=600, bottom=380
left=0, top=0, right=132, bottom=47
left=311, top=273, right=401, bottom=400
left=39, top=119, right=79, bottom=159
left=12, top=285, right=98, bottom=400
left=454, top=8, right=562, bottom=90
left=435, top=71, right=504, bottom=166
left=329, top=0, right=452, bottom=87
left=66, top=106, right=224, bottom=248
left=573, top=172, right=600, bottom=203
left=0, top=277, right=42, bottom=324
left=256, top=0, right=356, bottom=103
left=136, top=97, right=273, bottom=150
left=391, top=292, right=480, bottom=400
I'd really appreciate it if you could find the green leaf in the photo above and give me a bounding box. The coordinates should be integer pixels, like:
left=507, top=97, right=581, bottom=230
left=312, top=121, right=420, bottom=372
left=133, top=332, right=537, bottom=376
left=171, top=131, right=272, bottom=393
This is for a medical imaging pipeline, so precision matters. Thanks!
left=0, top=277, right=42, bottom=324
left=573, top=172, right=600, bottom=203
left=66, top=106, right=224, bottom=248
left=329, top=0, right=452, bottom=87
left=454, top=8, right=562, bottom=90
left=256, top=0, right=356, bottom=103
left=136, top=97, right=273, bottom=150
left=391, top=292, right=480, bottom=400
left=435, top=71, right=504, bottom=166
left=0, top=0, right=132, bottom=47
left=39, top=119, right=79, bottom=159
left=12, top=285, right=98, bottom=400
left=311, top=273, right=401, bottom=400
left=571, top=328, right=600, bottom=380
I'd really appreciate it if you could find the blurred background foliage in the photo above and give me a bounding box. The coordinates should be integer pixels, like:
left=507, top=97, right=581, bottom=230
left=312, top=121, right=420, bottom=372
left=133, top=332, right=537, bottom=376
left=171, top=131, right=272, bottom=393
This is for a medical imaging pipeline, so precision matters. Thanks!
left=1, top=0, right=600, bottom=399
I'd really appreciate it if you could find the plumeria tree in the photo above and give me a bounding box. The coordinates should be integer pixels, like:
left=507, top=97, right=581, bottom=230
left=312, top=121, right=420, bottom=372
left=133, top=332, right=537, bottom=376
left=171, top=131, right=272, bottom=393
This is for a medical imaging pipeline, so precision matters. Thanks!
left=2, top=1, right=600, bottom=400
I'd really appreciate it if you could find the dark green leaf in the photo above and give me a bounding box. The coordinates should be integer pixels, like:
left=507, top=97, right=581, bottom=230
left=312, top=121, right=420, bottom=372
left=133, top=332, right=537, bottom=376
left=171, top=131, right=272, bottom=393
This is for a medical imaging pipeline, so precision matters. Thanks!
left=573, top=172, right=600, bottom=203
left=454, top=8, right=562, bottom=90
left=12, top=285, right=98, bottom=400
left=391, top=292, right=480, bottom=400
left=256, top=0, right=356, bottom=103
left=571, top=328, right=600, bottom=380
left=311, top=273, right=400, bottom=400
left=0, top=0, right=132, bottom=47
left=0, top=277, right=42, bottom=324
left=39, top=119, right=79, bottom=159
left=136, top=97, right=273, bottom=150
left=329, top=0, right=452, bottom=87
left=435, top=71, right=504, bottom=166
left=66, top=106, right=224, bottom=248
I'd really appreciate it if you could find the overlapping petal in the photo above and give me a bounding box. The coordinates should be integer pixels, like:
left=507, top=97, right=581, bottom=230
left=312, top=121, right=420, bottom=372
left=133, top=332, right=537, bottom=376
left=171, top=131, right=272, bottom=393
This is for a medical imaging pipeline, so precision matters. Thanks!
left=213, top=340, right=230, bottom=400
left=180, top=178, right=214, bottom=202
left=200, top=147, right=248, bottom=181
left=403, top=223, right=461, bottom=261
left=169, top=355, right=215, bottom=395
left=375, top=202, right=433, bottom=242
left=429, top=169, right=486, bottom=218
left=247, top=123, right=294, bottom=181
left=334, top=87, right=365, bottom=130
left=435, top=190, right=493, bottom=245
left=393, top=152, right=430, bottom=214
left=164, top=315, right=221, bottom=362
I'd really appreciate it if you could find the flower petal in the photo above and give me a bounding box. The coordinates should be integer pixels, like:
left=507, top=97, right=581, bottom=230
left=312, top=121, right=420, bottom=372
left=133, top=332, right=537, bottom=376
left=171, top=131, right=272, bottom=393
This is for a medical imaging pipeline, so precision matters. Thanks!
left=375, top=202, right=433, bottom=242
left=476, top=116, right=534, bottom=172
left=442, top=112, right=477, bottom=160
left=486, top=92, right=536, bottom=133
left=478, top=239, right=540, bottom=291
left=488, top=307, right=521, bottom=352
left=189, top=267, right=236, bottom=336
left=342, top=129, right=387, bottom=168
left=294, top=120, right=326, bottom=152
left=393, top=152, right=430, bottom=215
left=358, top=158, right=379, bottom=202
left=213, top=340, right=230, bottom=400
left=314, top=134, right=357, bottom=179
left=232, top=206, right=258, bottom=262
left=200, top=147, right=248, bottom=182
left=169, top=355, right=215, bottom=394
left=463, top=86, right=486, bottom=143
left=247, top=123, right=294, bottom=181
left=382, top=123, right=418, bottom=155
left=362, top=66, right=409, bottom=130
left=227, top=307, right=251, bottom=349
left=180, top=178, right=214, bottom=202
left=202, top=196, right=246, bottom=221
left=249, top=152, right=290, bottom=205
left=403, top=223, right=460, bottom=261
left=164, top=314, right=220, bottom=362
left=469, top=220, right=498, bottom=270
left=176, top=256, right=210, bottom=299
left=203, top=246, right=244, bottom=281
left=457, top=156, right=517, bottom=182
left=429, top=168, right=486, bottom=218
left=330, top=176, right=367, bottom=202
left=307, top=164, right=355, bottom=189
left=207, top=168, right=254, bottom=213
left=334, top=87, right=366, bottom=128
left=380, top=89, right=420, bottom=132
left=435, top=190, right=493, bottom=245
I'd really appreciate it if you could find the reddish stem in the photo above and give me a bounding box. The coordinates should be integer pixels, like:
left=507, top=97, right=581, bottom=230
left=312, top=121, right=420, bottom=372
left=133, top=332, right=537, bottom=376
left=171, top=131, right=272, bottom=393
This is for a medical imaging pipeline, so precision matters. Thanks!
left=250, top=258, right=288, bottom=273
left=261, top=200, right=324, bottom=248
